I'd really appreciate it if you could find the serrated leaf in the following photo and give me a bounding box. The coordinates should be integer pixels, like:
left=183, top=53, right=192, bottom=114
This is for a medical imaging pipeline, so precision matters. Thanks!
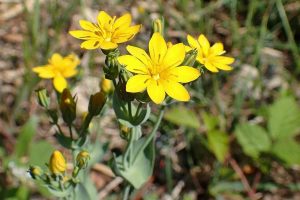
left=15, top=116, right=38, bottom=158
left=207, top=130, right=229, bottom=162
left=268, top=97, right=300, bottom=139
left=235, top=124, right=271, bottom=158
left=272, top=137, right=300, bottom=165
left=164, top=106, right=200, bottom=129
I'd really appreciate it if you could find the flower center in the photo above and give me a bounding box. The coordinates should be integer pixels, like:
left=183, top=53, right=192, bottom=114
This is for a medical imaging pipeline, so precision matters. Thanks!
left=152, top=74, right=160, bottom=80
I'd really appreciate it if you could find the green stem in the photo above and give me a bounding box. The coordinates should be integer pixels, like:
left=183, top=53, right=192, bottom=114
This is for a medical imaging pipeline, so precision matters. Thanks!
left=131, top=107, right=165, bottom=165
left=69, top=124, right=73, bottom=140
left=123, top=128, right=134, bottom=169
left=122, top=184, right=131, bottom=200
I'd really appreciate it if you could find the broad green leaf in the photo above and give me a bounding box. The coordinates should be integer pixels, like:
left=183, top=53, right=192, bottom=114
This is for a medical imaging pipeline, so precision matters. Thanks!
left=15, top=116, right=38, bottom=158
left=207, top=130, right=229, bottom=162
left=202, top=112, right=219, bottom=131
left=74, top=183, right=91, bottom=200
left=113, top=137, right=155, bottom=189
left=272, top=137, right=300, bottom=165
left=209, top=181, right=244, bottom=196
left=268, top=97, right=300, bottom=139
left=235, top=124, right=271, bottom=158
left=164, top=106, right=200, bottom=129
left=29, top=141, right=54, bottom=166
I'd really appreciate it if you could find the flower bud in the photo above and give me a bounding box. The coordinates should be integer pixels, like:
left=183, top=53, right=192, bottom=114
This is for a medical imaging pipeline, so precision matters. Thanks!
left=60, top=89, right=76, bottom=125
left=28, top=165, right=43, bottom=179
left=76, top=150, right=90, bottom=169
left=100, top=77, right=113, bottom=94
left=152, top=18, right=164, bottom=35
left=49, top=150, right=66, bottom=175
left=120, top=124, right=131, bottom=140
left=182, top=48, right=198, bottom=66
left=36, top=88, right=50, bottom=108
left=103, top=49, right=120, bottom=80
left=88, top=91, right=106, bottom=116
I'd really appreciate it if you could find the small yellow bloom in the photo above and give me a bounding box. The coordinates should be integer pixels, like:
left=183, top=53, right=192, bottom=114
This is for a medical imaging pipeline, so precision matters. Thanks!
left=69, top=11, right=141, bottom=50
left=32, top=53, right=80, bottom=93
left=49, top=150, right=67, bottom=175
left=100, top=77, right=113, bottom=93
left=76, top=150, right=90, bottom=169
left=118, top=33, right=200, bottom=104
left=186, top=34, right=234, bottom=72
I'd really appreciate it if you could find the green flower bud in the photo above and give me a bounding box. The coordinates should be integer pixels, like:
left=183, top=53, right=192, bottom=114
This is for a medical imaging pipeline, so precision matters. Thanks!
left=103, top=49, right=120, bottom=80
left=182, top=48, right=198, bottom=66
left=88, top=91, right=106, bottom=116
left=76, top=150, right=90, bottom=169
left=152, top=18, right=164, bottom=35
left=28, top=165, right=43, bottom=179
left=35, top=88, right=50, bottom=108
left=120, top=124, right=131, bottom=140
left=60, top=89, right=76, bottom=125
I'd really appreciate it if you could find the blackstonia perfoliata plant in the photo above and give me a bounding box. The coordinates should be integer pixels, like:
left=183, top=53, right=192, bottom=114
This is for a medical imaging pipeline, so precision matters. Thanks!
left=29, top=10, right=234, bottom=199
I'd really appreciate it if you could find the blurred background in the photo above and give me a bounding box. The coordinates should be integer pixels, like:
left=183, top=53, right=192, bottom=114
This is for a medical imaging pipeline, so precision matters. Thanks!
left=0, top=0, right=300, bottom=199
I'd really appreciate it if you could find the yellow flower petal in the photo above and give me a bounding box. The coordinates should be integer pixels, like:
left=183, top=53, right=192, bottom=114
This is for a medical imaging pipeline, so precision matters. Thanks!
left=113, top=13, right=131, bottom=29
left=118, top=55, right=148, bottom=74
left=185, top=45, right=193, bottom=52
left=49, top=53, right=63, bottom=65
left=147, top=79, right=165, bottom=104
left=209, top=43, right=225, bottom=56
left=204, top=62, right=219, bottom=73
left=126, top=75, right=150, bottom=92
left=198, top=34, right=210, bottom=56
left=53, top=75, right=67, bottom=93
left=214, top=63, right=233, bottom=71
left=80, top=40, right=102, bottom=49
left=79, top=20, right=98, bottom=31
left=171, top=66, right=200, bottom=83
left=213, top=56, right=235, bottom=64
left=162, top=80, right=190, bottom=102
left=99, top=41, right=118, bottom=50
left=113, top=25, right=141, bottom=43
left=126, top=45, right=152, bottom=66
left=69, top=30, right=98, bottom=40
left=63, top=69, right=78, bottom=78
left=33, top=66, right=55, bottom=78
left=162, top=43, right=185, bottom=70
left=97, top=11, right=112, bottom=27
left=149, top=33, right=167, bottom=65
left=187, top=34, right=199, bottom=49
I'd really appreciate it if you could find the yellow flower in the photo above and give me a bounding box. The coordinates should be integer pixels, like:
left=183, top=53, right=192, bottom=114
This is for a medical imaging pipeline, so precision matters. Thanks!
left=186, top=34, right=234, bottom=72
left=76, top=150, right=90, bottom=169
left=69, top=11, right=141, bottom=50
left=32, top=53, right=80, bottom=93
left=118, top=33, right=200, bottom=104
left=49, top=150, right=67, bottom=175
left=100, top=77, right=113, bottom=93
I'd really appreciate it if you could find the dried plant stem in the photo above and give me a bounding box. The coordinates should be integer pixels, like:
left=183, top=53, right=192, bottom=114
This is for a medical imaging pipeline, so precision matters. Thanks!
left=228, top=157, right=257, bottom=200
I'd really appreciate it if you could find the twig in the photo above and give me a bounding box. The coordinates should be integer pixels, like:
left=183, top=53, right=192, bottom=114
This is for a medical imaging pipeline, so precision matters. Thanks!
left=228, top=157, right=257, bottom=200
left=98, top=177, right=123, bottom=199
left=171, top=180, right=185, bottom=199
